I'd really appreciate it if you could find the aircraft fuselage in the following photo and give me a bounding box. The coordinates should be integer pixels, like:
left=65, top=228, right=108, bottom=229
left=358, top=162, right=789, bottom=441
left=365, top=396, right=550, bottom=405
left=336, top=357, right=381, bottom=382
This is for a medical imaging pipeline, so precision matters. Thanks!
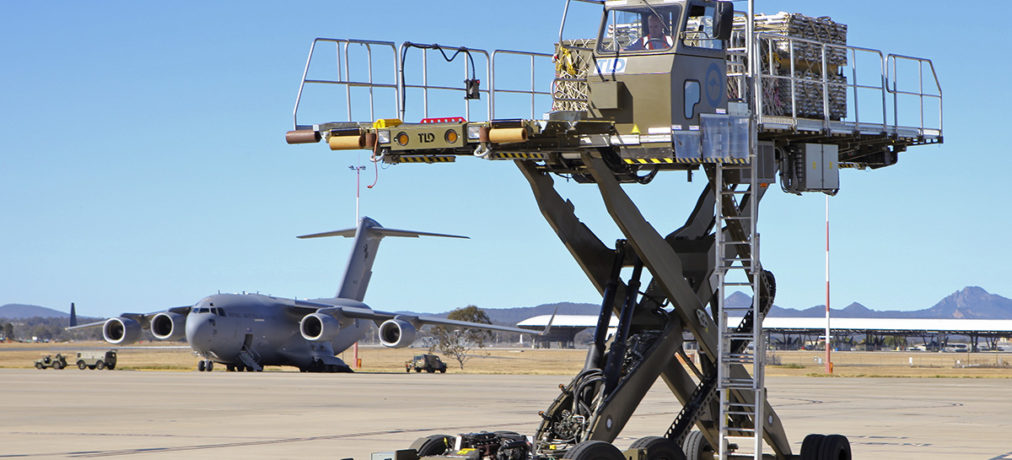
left=185, top=293, right=368, bottom=371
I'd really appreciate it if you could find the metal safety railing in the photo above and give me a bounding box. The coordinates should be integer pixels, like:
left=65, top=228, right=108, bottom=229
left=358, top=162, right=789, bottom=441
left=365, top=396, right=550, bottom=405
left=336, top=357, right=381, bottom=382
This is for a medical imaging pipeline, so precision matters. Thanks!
left=887, top=54, right=943, bottom=135
left=731, top=31, right=942, bottom=138
left=292, top=38, right=399, bottom=129
left=293, top=38, right=555, bottom=127
left=490, top=50, right=554, bottom=119
left=752, top=33, right=887, bottom=129
left=398, top=43, right=491, bottom=121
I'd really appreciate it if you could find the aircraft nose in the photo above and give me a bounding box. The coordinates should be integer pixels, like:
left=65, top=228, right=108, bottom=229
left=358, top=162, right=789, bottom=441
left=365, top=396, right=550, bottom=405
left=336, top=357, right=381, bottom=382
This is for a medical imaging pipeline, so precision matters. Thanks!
left=186, top=315, right=214, bottom=352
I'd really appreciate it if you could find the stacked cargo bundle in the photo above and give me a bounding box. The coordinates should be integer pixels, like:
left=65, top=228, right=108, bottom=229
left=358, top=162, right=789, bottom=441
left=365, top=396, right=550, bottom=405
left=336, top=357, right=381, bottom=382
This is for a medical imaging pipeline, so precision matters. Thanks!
left=552, top=39, right=595, bottom=112
left=731, top=12, right=848, bottom=120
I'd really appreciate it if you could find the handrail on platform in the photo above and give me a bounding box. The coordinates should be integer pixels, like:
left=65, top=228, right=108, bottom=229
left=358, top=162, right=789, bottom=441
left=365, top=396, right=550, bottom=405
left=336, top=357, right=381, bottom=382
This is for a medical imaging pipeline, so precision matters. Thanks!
left=293, top=38, right=399, bottom=129
left=490, top=50, right=554, bottom=119
left=887, top=54, right=943, bottom=134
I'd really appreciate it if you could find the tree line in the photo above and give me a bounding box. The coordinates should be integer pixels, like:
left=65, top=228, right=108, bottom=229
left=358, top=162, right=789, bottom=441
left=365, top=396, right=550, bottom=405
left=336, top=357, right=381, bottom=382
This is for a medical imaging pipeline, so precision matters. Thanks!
left=0, top=317, right=102, bottom=342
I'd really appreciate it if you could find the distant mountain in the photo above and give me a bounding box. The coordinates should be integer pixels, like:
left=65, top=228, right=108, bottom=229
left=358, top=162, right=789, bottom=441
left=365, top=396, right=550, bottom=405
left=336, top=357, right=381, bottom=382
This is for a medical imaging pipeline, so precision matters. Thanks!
left=469, top=286, right=1012, bottom=325
left=766, top=286, right=1012, bottom=319
left=0, top=304, right=70, bottom=319
left=921, top=286, right=1012, bottom=319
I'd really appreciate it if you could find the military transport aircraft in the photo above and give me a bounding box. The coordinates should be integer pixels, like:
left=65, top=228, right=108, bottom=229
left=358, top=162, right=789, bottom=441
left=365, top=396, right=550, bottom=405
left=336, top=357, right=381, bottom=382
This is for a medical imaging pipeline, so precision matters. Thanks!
left=70, top=217, right=549, bottom=372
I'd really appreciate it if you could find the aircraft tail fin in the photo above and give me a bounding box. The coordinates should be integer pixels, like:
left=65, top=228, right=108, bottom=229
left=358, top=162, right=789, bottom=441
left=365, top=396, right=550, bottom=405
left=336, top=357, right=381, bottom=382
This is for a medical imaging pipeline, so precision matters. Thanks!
left=297, top=217, right=467, bottom=301
left=69, top=303, right=77, bottom=327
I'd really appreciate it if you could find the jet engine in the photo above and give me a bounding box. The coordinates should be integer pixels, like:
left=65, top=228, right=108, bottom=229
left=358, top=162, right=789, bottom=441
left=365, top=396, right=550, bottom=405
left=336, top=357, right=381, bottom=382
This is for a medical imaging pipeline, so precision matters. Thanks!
left=150, top=312, right=186, bottom=341
left=103, top=317, right=142, bottom=345
left=378, top=318, right=417, bottom=348
left=300, top=313, right=341, bottom=342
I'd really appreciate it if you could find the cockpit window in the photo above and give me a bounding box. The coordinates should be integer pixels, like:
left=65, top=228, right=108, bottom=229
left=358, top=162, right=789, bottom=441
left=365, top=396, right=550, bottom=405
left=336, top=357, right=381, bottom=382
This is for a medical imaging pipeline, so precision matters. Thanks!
left=683, top=5, right=721, bottom=49
left=598, top=6, right=679, bottom=53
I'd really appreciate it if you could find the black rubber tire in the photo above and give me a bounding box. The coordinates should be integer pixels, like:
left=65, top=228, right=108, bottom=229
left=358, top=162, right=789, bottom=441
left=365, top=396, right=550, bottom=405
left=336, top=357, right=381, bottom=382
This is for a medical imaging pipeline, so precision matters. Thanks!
left=817, top=434, right=851, bottom=460
left=681, top=431, right=713, bottom=460
left=561, top=441, right=625, bottom=460
left=95, top=361, right=105, bottom=370
left=77, top=361, right=86, bottom=370
left=414, top=368, right=421, bottom=373
left=206, top=361, right=213, bottom=372
left=439, top=368, right=446, bottom=373
left=198, top=360, right=206, bottom=372
left=629, top=436, right=686, bottom=460
left=106, top=363, right=115, bottom=370
left=35, top=362, right=43, bottom=370
left=409, top=434, right=454, bottom=456
left=405, top=367, right=411, bottom=373
left=227, top=364, right=235, bottom=372
left=54, top=361, right=65, bottom=370
left=426, top=367, right=435, bottom=373
left=800, top=434, right=825, bottom=460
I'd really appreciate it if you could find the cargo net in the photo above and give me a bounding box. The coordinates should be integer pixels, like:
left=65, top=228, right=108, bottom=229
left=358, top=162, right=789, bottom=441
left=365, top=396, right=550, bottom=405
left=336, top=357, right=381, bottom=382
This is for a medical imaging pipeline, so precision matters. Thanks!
left=729, top=13, right=848, bottom=120
left=552, top=39, right=596, bottom=112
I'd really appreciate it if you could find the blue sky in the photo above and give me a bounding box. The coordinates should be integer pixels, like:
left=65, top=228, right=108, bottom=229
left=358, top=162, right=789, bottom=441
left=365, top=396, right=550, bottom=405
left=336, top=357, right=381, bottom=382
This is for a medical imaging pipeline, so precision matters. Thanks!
left=1, top=1, right=1007, bottom=318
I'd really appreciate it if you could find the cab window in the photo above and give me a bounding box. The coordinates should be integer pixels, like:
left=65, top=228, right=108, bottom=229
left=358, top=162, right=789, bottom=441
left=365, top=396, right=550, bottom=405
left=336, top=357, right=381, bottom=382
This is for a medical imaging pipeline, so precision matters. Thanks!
left=598, top=6, right=680, bottom=53
left=682, top=5, right=721, bottom=49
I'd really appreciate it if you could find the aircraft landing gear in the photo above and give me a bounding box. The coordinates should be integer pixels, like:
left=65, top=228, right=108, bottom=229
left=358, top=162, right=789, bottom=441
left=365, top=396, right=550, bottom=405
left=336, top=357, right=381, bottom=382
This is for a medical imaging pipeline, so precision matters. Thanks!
left=197, top=360, right=214, bottom=372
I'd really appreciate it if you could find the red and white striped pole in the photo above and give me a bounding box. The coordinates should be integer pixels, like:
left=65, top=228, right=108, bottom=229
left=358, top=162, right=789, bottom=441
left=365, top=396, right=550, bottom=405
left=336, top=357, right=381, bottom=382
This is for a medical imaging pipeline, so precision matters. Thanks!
left=825, top=195, right=832, bottom=374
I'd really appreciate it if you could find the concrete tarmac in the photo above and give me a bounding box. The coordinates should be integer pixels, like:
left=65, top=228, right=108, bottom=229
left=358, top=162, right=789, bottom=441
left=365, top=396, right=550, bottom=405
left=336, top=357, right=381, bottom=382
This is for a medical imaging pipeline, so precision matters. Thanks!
left=2, top=369, right=1009, bottom=459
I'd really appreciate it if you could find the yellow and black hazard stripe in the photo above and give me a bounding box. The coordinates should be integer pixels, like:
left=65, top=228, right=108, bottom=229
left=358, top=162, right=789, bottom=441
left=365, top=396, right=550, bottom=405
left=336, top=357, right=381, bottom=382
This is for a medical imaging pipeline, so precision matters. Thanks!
left=489, top=152, right=545, bottom=160
left=623, top=158, right=677, bottom=165
left=700, top=157, right=750, bottom=164
left=393, top=155, right=456, bottom=164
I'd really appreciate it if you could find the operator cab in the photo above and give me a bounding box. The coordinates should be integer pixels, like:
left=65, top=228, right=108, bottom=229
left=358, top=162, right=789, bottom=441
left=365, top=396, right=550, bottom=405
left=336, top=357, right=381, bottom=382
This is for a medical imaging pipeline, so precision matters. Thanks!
left=585, top=0, right=733, bottom=133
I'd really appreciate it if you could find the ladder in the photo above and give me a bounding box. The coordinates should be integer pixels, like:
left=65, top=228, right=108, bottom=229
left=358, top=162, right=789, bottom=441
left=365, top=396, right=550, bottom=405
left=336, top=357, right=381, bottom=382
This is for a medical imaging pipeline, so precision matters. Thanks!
left=714, top=156, right=765, bottom=458
left=714, top=131, right=764, bottom=457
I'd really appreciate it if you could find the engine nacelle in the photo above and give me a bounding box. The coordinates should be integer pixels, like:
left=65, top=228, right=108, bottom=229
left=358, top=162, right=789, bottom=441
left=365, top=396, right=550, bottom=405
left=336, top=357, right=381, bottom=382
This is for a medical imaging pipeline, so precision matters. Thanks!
left=300, top=313, right=342, bottom=342
left=378, top=318, right=417, bottom=348
left=150, top=312, right=186, bottom=341
left=103, top=317, right=141, bottom=345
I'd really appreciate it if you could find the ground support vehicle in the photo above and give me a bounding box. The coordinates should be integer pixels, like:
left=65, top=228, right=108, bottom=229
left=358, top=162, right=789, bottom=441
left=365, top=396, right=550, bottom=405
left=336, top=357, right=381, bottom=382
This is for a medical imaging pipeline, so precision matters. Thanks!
left=286, top=0, right=940, bottom=458
left=406, top=354, right=448, bottom=373
left=34, top=354, right=67, bottom=370
left=75, top=350, right=117, bottom=370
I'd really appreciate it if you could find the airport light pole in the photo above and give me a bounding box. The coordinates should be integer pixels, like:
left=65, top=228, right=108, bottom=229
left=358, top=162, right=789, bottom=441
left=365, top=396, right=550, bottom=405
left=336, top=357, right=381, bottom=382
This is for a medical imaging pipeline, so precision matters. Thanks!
left=825, top=195, right=832, bottom=374
left=350, top=164, right=366, bottom=369
left=349, top=165, right=366, bottom=224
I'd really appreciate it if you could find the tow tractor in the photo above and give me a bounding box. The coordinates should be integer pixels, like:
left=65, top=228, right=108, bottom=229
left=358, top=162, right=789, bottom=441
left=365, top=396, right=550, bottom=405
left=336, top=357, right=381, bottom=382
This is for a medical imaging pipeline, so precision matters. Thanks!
left=285, top=1, right=941, bottom=458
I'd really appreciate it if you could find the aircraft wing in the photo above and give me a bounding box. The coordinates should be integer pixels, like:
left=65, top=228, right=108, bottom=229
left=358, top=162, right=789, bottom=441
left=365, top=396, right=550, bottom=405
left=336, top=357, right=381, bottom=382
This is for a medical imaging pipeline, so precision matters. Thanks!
left=65, top=307, right=192, bottom=331
left=288, top=299, right=553, bottom=335
left=408, top=314, right=551, bottom=335
left=66, top=320, right=107, bottom=330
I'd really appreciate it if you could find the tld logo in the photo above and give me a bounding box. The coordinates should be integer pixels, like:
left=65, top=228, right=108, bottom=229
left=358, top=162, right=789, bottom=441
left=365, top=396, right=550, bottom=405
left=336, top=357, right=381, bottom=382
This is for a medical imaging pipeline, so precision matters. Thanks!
left=595, top=58, right=627, bottom=75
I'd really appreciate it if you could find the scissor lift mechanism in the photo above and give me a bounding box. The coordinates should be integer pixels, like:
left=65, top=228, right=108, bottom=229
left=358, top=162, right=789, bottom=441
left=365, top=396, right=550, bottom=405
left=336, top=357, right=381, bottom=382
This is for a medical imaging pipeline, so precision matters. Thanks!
left=285, top=2, right=941, bottom=458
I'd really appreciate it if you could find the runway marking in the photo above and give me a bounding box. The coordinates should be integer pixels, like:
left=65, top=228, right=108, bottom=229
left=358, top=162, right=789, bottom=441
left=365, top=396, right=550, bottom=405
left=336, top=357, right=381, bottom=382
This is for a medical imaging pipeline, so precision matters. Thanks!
left=3, top=423, right=530, bottom=458
left=4, top=409, right=684, bottom=458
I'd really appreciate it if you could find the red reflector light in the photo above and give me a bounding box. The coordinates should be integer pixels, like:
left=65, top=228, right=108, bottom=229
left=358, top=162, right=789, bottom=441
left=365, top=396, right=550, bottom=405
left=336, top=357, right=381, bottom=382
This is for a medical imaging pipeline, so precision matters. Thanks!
left=420, top=117, right=466, bottom=124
